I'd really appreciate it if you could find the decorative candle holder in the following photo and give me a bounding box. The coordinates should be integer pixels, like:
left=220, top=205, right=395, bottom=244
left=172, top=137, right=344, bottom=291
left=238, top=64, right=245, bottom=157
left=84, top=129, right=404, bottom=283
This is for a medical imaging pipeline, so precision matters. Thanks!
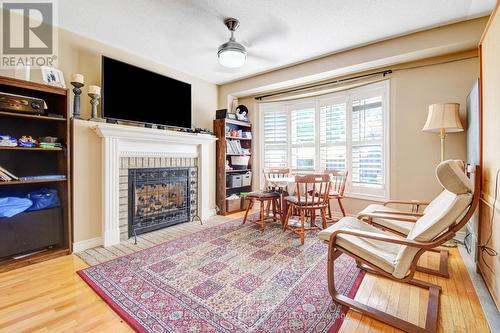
left=70, top=81, right=84, bottom=119
left=88, top=93, right=104, bottom=122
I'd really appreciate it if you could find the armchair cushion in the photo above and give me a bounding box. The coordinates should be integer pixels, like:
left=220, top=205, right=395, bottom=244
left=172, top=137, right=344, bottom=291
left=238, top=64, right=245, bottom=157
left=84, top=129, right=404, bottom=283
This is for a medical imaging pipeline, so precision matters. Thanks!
left=358, top=204, right=414, bottom=235
left=319, top=217, right=401, bottom=275
left=436, top=160, right=472, bottom=194
left=393, top=160, right=474, bottom=278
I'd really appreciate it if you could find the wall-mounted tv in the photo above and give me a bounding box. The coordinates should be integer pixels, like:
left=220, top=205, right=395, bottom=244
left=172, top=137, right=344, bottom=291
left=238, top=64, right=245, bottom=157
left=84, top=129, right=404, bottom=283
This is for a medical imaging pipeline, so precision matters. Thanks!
left=101, top=56, right=192, bottom=128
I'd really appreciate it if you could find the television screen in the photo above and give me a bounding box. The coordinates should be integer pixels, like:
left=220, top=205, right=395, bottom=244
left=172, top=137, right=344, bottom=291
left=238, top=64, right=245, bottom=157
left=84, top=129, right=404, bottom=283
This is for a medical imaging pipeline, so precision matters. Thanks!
left=101, top=56, right=192, bottom=128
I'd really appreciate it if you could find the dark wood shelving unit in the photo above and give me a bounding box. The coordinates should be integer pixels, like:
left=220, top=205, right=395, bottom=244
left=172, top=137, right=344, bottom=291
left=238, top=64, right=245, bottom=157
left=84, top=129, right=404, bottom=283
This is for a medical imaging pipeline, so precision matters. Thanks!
left=0, top=146, right=63, bottom=151
left=0, top=178, right=67, bottom=186
left=214, top=118, right=253, bottom=215
left=0, top=111, right=66, bottom=121
left=0, top=76, right=72, bottom=272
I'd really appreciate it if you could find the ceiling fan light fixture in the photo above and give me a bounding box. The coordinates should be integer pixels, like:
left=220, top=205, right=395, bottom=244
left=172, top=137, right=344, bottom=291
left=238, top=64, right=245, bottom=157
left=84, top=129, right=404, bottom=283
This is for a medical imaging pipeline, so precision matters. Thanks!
left=218, top=49, right=246, bottom=68
left=218, top=18, right=246, bottom=68
left=218, top=43, right=246, bottom=68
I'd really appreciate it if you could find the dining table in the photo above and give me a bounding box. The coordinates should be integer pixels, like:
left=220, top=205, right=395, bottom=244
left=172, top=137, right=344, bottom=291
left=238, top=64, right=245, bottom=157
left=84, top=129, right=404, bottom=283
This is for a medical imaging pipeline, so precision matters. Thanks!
left=265, top=176, right=297, bottom=226
left=266, top=174, right=334, bottom=226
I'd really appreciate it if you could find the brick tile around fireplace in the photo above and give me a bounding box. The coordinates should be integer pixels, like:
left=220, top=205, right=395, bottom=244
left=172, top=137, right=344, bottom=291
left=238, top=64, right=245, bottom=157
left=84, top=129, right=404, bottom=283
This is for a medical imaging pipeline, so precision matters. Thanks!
left=118, top=156, right=198, bottom=241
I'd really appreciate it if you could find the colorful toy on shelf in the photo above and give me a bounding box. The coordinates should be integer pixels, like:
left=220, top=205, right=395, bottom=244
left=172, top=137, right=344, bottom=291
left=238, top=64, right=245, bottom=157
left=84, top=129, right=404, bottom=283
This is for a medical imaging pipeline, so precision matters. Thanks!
left=0, top=135, right=17, bottom=147
left=18, top=136, right=38, bottom=148
left=38, top=136, right=63, bottom=149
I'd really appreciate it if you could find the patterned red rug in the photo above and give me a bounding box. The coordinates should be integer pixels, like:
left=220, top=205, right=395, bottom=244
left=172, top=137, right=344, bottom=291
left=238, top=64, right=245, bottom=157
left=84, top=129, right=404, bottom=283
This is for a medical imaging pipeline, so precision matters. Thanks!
left=78, top=216, right=364, bottom=332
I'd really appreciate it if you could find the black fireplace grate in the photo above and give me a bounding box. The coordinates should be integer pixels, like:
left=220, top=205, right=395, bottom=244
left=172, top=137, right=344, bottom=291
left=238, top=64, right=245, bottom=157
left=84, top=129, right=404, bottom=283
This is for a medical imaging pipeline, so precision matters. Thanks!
left=128, top=167, right=191, bottom=237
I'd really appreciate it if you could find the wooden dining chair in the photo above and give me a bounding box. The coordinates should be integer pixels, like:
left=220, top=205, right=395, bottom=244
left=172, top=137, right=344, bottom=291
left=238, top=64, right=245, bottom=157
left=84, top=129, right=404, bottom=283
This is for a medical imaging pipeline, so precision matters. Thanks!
left=283, top=174, right=330, bottom=245
left=242, top=168, right=290, bottom=231
left=319, top=161, right=480, bottom=333
left=324, top=170, right=348, bottom=221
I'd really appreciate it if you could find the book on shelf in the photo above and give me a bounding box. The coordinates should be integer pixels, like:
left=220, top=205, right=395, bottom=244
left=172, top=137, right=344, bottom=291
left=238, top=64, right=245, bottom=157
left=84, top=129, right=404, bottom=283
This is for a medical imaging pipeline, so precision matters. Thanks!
left=18, top=174, right=66, bottom=181
left=0, top=170, right=11, bottom=181
left=0, top=165, right=18, bottom=180
left=226, top=139, right=243, bottom=155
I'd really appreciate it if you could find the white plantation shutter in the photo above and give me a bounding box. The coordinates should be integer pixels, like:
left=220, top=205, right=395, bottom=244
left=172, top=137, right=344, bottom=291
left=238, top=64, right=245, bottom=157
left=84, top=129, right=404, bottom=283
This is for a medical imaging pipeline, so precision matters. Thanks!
left=260, top=81, right=389, bottom=198
left=320, top=102, right=347, bottom=171
left=291, top=106, right=315, bottom=171
left=351, top=96, right=384, bottom=190
left=263, top=110, right=288, bottom=168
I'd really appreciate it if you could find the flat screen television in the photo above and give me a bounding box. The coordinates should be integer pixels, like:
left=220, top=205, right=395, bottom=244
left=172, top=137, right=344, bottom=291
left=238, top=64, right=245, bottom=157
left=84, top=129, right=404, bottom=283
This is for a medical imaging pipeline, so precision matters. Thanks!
left=101, top=56, right=192, bottom=128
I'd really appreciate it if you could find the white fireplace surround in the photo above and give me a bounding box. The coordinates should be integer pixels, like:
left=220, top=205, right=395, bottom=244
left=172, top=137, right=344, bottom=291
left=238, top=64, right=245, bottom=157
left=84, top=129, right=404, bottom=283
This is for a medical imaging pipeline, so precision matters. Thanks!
left=93, top=123, right=217, bottom=247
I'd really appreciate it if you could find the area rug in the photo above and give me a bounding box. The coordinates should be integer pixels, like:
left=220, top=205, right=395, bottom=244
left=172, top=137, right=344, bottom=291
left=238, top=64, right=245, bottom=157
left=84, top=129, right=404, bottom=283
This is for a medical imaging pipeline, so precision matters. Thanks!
left=78, top=216, right=365, bottom=332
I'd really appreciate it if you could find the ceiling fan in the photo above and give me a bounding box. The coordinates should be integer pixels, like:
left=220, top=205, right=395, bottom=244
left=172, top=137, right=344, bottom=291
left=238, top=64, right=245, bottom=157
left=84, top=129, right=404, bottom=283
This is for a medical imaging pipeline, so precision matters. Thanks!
left=218, top=18, right=247, bottom=68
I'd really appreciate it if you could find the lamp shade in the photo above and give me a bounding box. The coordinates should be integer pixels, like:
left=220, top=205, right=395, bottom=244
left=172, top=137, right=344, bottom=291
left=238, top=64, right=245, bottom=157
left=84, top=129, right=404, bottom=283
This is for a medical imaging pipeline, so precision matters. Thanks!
left=422, top=103, right=463, bottom=133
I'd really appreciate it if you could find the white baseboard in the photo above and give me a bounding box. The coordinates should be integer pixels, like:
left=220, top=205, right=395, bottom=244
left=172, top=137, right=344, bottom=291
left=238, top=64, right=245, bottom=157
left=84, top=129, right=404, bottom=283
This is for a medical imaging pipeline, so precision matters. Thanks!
left=72, top=236, right=103, bottom=253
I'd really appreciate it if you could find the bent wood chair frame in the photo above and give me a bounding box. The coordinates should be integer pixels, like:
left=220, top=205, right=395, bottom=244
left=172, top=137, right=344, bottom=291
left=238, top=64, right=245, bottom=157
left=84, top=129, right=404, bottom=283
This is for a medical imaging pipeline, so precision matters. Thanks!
left=325, top=166, right=480, bottom=333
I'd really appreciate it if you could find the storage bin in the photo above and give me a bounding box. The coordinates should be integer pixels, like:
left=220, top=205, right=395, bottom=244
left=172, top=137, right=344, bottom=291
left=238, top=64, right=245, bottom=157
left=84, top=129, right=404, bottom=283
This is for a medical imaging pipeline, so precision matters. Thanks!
left=231, top=155, right=250, bottom=170
left=241, top=197, right=250, bottom=210
left=226, top=196, right=241, bottom=212
left=227, top=174, right=243, bottom=188
left=241, top=172, right=252, bottom=187
left=0, top=208, right=63, bottom=259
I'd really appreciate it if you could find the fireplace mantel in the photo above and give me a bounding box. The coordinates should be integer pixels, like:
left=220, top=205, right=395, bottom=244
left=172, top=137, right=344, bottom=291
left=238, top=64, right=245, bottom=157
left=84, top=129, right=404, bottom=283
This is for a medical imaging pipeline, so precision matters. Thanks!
left=93, top=123, right=217, bottom=247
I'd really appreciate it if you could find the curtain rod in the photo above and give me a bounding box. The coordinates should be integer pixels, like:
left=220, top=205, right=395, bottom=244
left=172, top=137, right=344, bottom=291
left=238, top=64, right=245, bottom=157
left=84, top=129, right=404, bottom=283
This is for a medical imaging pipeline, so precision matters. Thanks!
left=253, top=54, right=478, bottom=101
left=254, top=69, right=392, bottom=100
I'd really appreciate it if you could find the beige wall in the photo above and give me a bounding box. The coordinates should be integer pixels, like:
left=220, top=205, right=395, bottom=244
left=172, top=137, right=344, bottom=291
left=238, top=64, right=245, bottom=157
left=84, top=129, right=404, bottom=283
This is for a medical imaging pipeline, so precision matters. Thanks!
left=480, top=3, right=500, bottom=309
left=1, top=27, right=218, bottom=244
left=221, top=51, right=480, bottom=215
left=218, top=19, right=486, bottom=217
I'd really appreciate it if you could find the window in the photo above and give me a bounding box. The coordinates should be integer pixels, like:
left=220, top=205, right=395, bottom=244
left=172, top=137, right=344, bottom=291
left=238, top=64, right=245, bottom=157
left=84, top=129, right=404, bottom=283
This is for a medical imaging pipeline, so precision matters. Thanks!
left=260, top=81, right=389, bottom=199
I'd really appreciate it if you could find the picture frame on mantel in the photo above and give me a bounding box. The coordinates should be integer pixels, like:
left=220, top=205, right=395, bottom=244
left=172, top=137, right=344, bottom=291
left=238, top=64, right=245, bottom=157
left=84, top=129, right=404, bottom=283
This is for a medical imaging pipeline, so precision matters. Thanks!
left=41, top=66, right=66, bottom=88
left=216, top=109, right=237, bottom=120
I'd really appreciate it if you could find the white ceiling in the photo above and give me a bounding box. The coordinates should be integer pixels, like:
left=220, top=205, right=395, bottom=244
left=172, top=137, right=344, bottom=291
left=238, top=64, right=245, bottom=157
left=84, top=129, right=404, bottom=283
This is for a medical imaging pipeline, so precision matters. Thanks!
left=58, top=0, right=495, bottom=85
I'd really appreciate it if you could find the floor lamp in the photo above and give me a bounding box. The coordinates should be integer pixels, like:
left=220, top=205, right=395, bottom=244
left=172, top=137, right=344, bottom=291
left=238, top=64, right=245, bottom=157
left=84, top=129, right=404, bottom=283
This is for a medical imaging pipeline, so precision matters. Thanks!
left=422, top=103, right=464, bottom=161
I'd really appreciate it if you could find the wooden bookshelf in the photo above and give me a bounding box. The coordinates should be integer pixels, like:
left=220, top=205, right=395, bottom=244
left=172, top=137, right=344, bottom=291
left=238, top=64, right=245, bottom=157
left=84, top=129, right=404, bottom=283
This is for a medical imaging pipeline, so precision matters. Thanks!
left=0, top=146, right=63, bottom=151
left=0, top=76, right=72, bottom=272
left=0, top=178, right=67, bottom=186
left=214, top=118, right=253, bottom=215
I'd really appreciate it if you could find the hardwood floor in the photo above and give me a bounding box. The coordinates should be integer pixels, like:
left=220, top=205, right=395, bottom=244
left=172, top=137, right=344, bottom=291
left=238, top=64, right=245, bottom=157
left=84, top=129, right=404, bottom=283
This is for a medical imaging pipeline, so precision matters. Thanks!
left=0, top=216, right=491, bottom=332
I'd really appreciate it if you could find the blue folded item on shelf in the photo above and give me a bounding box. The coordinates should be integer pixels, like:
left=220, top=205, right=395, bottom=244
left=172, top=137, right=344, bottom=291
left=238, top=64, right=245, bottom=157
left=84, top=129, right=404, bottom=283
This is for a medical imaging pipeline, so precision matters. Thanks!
left=0, top=197, right=33, bottom=218
left=27, top=188, right=60, bottom=211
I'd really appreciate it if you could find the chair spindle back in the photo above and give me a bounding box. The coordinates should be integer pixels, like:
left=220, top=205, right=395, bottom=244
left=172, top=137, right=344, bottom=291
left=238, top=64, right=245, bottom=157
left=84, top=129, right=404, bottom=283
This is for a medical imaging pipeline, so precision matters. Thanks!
left=324, top=170, right=348, bottom=196
left=294, top=174, right=331, bottom=206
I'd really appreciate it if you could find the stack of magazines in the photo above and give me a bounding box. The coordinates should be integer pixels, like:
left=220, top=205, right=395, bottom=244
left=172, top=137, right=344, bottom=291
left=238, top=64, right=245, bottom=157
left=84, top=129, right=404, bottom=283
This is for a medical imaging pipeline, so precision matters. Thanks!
left=0, top=166, right=18, bottom=181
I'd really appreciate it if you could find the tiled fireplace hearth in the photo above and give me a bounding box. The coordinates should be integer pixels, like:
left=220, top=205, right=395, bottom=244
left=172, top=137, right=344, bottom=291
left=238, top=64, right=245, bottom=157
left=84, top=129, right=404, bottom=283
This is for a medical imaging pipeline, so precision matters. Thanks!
left=94, top=124, right=216, bottom=247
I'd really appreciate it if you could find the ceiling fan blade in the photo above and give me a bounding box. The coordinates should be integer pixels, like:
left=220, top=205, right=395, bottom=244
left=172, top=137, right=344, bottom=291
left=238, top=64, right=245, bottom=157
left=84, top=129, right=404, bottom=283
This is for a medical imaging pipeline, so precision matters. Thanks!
left=212, top=63, right=240, bottom=74
left=243, top=16, right=289, bottom=47
left=247, top=50, right=279, bottom=63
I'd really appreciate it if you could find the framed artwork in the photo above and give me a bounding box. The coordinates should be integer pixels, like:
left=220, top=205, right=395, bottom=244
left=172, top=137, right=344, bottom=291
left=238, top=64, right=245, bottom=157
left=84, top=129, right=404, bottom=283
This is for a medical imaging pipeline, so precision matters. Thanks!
left=41, top=66, right=66, bottom=88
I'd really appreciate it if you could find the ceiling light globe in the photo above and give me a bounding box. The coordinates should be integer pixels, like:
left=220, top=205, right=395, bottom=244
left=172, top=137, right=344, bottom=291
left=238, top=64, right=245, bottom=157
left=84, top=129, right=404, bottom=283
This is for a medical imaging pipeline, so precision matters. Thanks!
left=218, top=49, right=246, bottom=68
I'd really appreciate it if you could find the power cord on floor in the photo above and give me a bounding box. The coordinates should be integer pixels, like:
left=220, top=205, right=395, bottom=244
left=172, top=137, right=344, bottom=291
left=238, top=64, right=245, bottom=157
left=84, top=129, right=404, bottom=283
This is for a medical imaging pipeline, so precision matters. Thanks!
left=480, top=168, right=500, bottom=272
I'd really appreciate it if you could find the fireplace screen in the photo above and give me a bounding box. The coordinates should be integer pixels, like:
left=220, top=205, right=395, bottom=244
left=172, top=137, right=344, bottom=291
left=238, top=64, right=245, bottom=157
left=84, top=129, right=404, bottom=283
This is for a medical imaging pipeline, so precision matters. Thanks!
left=128, top=167, right=191, bottom=237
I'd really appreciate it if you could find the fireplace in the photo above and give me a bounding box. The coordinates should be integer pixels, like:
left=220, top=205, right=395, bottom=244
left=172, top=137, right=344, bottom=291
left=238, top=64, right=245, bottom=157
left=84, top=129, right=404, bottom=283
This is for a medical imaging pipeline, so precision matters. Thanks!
left=128, top=167, right=197, bottom=237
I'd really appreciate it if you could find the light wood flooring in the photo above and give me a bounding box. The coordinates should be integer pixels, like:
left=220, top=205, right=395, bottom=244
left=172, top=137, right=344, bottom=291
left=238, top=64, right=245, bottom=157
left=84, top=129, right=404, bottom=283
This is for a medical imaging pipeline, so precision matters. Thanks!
left=0, top=211, right=491, bottom=333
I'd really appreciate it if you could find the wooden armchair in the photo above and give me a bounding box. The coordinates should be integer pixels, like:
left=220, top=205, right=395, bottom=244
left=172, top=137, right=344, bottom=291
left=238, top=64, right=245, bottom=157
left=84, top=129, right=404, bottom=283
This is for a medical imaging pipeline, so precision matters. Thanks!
left=324, top=169, right=348, bottom=221
left=284, top=174, right=330, bottom=245
left=319, top=161, right=480, bottom=332
left=357, top=160, right=468, bottom=278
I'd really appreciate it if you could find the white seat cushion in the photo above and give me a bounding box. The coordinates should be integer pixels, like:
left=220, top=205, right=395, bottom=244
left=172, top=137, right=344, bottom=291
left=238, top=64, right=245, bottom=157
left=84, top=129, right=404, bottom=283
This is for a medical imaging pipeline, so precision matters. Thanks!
left=358, top=204, right=414, bottom=235
left=319, top=217, right=401, bottom=274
